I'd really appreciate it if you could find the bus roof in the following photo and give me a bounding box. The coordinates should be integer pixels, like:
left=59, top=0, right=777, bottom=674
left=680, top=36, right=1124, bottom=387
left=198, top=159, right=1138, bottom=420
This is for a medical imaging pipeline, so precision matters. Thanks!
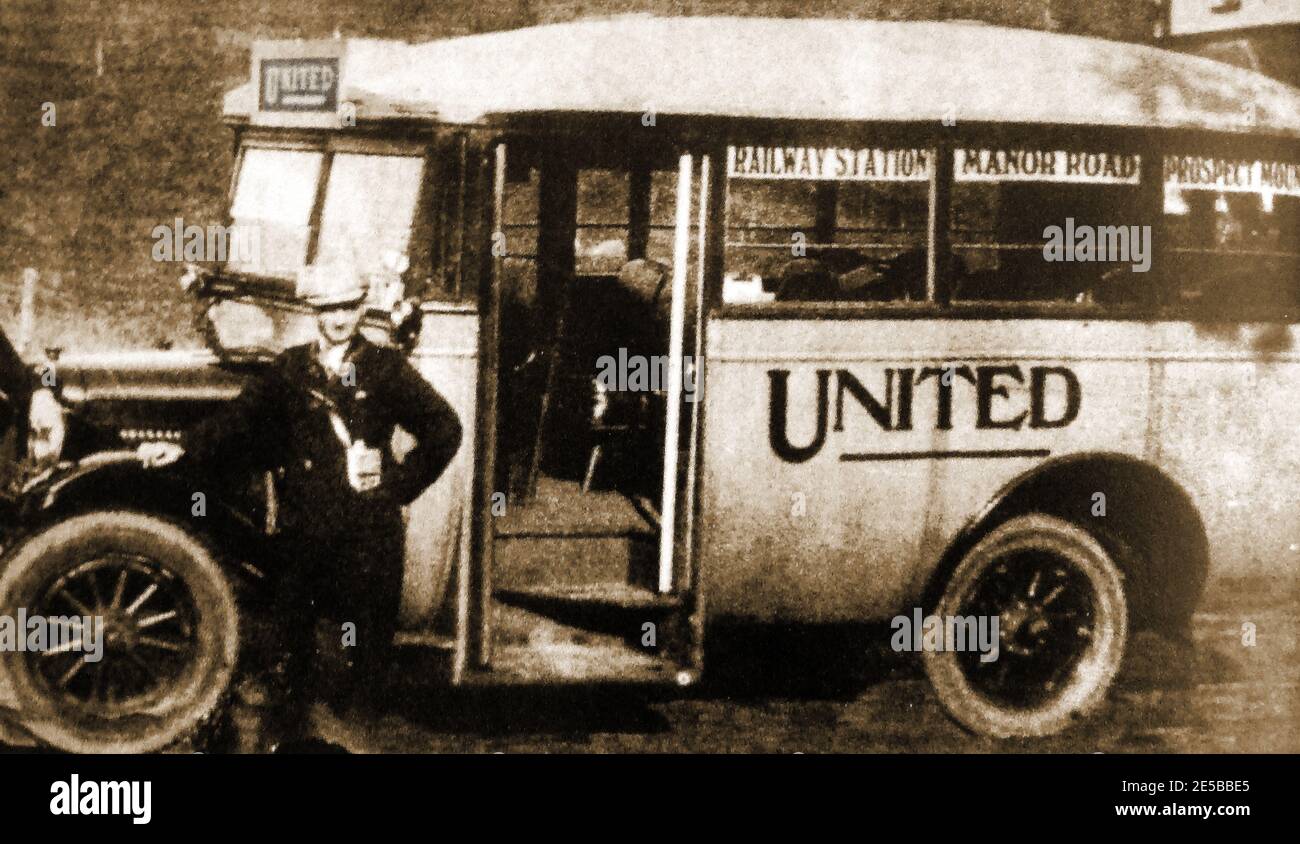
left=225, top=15, right=1300, bottom=139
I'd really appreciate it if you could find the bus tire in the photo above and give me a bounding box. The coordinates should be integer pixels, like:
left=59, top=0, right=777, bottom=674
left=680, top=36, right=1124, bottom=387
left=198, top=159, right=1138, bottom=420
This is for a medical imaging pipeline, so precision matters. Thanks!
left=0, top=510, right=239, bottom=753
left=923, top=513, right=1128, bottom=738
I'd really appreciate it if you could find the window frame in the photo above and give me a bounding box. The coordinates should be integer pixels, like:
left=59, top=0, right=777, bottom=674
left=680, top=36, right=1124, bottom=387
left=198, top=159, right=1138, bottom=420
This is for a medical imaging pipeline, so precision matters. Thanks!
left=222, top=127, right=452, bottom=302
left=712, top=125, right=1300, bottom=323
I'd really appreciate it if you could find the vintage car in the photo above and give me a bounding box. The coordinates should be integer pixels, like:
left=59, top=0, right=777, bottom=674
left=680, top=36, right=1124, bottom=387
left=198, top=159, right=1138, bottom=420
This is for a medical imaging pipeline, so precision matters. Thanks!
left=0, top=277, right=347, bottom=752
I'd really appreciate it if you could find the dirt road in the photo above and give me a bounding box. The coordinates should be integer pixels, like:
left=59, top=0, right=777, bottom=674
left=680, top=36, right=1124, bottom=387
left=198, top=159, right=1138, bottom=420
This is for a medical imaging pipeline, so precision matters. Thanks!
left=285, top=574, right=1298, bottom=754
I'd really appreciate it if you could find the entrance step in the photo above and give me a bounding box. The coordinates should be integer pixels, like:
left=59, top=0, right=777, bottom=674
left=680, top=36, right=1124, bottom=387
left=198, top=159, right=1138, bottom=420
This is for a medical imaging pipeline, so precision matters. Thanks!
left=494, top=581, right=680, bottom=636
left=494, top=476, right=659, bottom=589
left=393, top=631, right=456, bottom=650
left=494, top=534, right=657, bottom=589
left=495, top=477, right=655, bottom=538
left=474, top=603, right=683, bottom=686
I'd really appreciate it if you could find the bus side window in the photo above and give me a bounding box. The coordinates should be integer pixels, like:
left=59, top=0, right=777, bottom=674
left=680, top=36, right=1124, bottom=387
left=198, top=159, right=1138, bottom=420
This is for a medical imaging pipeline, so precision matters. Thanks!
left=950, top=178, right=1145, bottom=306
left=724, top=178, right=929, bottom=303
left=1162, top=183, right=1300, bottom=318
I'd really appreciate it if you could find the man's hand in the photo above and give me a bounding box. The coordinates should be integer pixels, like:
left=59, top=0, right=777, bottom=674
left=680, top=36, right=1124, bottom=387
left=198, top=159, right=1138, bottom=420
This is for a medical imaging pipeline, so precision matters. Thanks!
left=28, top=388, right=66, bottom=463
left=138, top=441, right=185, bottom=468
left=347, top=440, right=382, bottom=492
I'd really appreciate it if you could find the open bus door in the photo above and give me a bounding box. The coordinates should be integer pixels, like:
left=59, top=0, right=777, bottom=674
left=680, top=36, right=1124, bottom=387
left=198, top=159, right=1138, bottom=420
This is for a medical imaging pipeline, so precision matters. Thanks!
left=456, top=139, right=710, bottom=687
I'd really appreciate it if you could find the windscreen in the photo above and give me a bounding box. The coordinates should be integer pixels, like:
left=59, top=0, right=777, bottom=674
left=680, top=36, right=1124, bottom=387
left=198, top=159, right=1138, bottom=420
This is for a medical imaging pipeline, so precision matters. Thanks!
left=314, top=152, right=425, bottom=277
left=228, top=148, right=323, bottom=278
left=226, top=146, right=425, bottom=287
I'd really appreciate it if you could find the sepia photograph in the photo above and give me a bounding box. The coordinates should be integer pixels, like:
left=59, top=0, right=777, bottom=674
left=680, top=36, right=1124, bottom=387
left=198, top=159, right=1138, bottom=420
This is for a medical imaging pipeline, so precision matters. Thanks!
left=0, top=0, right=1296, bottom=826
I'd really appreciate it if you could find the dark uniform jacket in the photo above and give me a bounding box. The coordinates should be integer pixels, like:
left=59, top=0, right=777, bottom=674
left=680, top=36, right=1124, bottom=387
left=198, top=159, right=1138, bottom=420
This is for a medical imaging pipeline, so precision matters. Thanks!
left=184, top=336, right=462, bottom=539
left=0, top=329, right=33, bottom=441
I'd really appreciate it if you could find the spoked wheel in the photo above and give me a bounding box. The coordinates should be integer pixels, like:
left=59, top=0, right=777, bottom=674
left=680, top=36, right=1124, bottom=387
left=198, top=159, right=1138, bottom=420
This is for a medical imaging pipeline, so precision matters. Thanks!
left=31, top=553, right=202, bottom=716
left=0, top=511, right=238, bottom=753
left=923, top=514, right=1128, bottom=737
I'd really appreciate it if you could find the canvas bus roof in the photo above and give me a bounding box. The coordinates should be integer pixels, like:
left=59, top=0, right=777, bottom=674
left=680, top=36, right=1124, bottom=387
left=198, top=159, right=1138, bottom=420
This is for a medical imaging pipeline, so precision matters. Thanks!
left=224, top=15, right=1300, bottom=139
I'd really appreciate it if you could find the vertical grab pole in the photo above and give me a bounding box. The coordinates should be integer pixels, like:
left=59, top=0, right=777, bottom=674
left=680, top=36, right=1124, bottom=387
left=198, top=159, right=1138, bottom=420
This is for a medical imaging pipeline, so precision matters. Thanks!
left=679, top=154, right=711, bottom=591
left=466, top=139, right=506, bottom=674
left=659, top=154, right=694, bottom=594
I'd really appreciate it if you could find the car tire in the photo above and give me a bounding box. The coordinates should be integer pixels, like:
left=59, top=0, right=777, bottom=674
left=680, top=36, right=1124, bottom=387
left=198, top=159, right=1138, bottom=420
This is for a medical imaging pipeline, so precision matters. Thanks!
left=0, top=510, right=239, bottom=753
left=923, top=513, right=1128, bottom=738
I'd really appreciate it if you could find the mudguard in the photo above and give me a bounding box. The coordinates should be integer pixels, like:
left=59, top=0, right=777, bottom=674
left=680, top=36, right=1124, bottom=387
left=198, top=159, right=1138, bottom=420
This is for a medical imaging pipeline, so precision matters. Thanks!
left=8, top=450, right=269, bottom=590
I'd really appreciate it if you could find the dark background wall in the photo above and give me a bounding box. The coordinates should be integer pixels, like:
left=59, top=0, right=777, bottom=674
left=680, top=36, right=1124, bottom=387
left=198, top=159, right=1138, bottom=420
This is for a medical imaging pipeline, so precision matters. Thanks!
left=0, top=0, right=1160, bottom=349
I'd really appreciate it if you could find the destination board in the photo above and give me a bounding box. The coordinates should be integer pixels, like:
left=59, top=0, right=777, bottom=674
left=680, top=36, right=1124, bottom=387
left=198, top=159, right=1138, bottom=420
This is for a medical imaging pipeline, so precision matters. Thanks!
left=954, top=149, right=1142, bottom=185
left=1164, top=154, right=1300, bottom=196
left=728, top=146, right=932, bottom=181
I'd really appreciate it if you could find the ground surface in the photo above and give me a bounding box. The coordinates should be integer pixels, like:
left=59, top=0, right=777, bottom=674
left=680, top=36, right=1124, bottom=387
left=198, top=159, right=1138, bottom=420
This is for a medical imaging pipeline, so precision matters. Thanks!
left=223, top=573, right=1297, bottom=754
left=0, top=574, right=1291, bottom=753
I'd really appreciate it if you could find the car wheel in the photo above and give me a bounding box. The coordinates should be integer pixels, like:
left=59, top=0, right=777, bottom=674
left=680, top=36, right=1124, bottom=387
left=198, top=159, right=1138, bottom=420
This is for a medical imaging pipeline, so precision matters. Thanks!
left=923, top=513, right=1128, bottom=738
left=0, top=510, right=239, bottom=753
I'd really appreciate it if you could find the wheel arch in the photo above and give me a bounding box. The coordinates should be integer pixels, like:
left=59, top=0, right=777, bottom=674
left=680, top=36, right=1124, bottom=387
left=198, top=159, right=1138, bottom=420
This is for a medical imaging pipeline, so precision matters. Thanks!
left=16, top=454, right=267, bottom=592
left=921, top=451, right=1209, bottom=635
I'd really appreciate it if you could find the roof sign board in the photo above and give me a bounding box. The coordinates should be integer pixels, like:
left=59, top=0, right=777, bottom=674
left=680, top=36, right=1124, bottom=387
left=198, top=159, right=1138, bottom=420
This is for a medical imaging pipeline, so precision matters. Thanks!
left=250, top=40, right=347, bottom=128
left=727, top=146, right=932, bottom=181
left=260, top=58, right=339, bottom=112
left=1168, top=0, right=1300, bottom=36
left=955, top=149, right=1141, bottom=184
left=1164, top=154, right=1300, bottom=195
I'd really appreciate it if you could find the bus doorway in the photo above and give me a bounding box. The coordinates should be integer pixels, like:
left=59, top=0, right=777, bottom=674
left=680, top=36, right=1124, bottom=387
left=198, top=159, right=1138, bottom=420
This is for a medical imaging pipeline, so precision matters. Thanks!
left=472, top=139, right=710, bottom=685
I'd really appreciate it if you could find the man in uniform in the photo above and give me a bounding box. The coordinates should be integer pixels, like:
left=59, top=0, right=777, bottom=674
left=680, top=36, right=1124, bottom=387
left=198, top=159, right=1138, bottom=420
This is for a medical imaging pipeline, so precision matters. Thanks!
left=140, top=268, right=462, bottom=747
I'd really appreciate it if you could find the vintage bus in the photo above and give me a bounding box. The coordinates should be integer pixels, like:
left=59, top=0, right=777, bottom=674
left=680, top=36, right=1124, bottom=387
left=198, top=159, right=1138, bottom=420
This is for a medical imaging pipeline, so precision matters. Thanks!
left=1, top=15, right=1298, bottom=751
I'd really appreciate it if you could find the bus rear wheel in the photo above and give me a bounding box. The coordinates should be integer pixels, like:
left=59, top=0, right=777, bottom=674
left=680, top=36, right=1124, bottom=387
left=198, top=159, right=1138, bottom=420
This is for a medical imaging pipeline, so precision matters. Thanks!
left=923, top=513, right=1128, bottom=738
